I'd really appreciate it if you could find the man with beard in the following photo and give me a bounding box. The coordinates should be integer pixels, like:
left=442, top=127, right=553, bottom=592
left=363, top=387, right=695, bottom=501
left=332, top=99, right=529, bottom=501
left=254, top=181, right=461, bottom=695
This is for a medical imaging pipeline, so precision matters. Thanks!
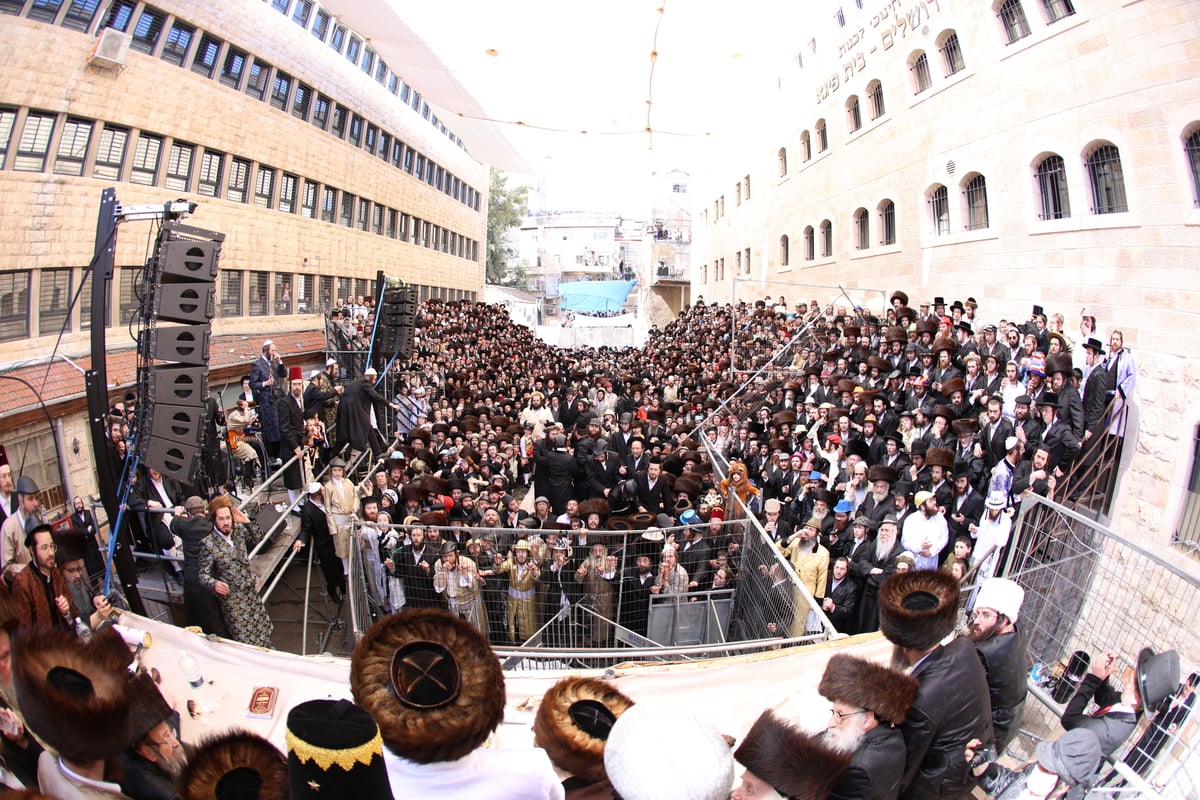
left=852, top=516, right=904, bottom=634
left=120, top=673, right=185, bottom=800
left=276, top=366, right=308, bottom=512
left=880, top=571, right=992, bottom=800
left=519, top=391, right=554, bottom=439
left=200, top=499, right=272, bottom=648
left=169, top=496, right=229, bottom=637
left=69, top=496, right=105, bottom=585
left=946, top=466, right=984, bottom=559
left=1012, top=395, right=1043, bottom=461
left=820, top=653, right=919, bottom=800
left=387, top=525, right=437, bottom=608
left=970, top=491, right=1012, bottom=582
left=676, top=518, right=712, bottom=592
left=821, top=557, right=859, bottom=634
left=434, top=541, right=489, bottom=637
left=966, top=578, right=1029, bottom=756
left=496, top=541, right=541, bottom=644
left=50, top=529, right=116, bottom=632
left=10, top=525, right=75, bottom=629
left=860, top=465, right=897, bottom=528
left=976, top=397, right=1013, bottom=472
left=0, top=476, right=42, bottom=575
left=901, top=491, right=948, bottom=572
left=619, top=553, right=656, bottom=636
left=731, top=710, right=851, bottom=800
left=634, top=458, right=670, bottom=515
left=248, top=339, right=287, bottom=462
left=293, top=482, right=345, bottom=604
left=782, top=518, right=829, bottom=631
left=336, top=366, right=402, bottom=458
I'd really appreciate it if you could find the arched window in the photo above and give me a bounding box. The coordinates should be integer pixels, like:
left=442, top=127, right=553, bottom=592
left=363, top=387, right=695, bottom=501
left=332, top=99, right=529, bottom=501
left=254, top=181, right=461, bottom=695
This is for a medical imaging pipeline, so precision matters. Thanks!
left=1035, top=154, right=1071, bottom=219
left=804, top=226, right=815, bottom=261
left=938, top=31, right=965, bottom=76
left=1043, top=0, right=1075, bottom=24
left=878, top=199, right=896, bottom=245
left=778, top=147, right=788, bottom=176
left=779, top=235, right=790, bottom=266
left=928, top=185, right=950, bottom=235
left=816, top=119, right=828, bottom=152
left=800, top=131, right=812, bottom=162
left=854, top=208, right=869, bottom=250
left=1185, top=127, right=1200, bottom=207
left=819, top=220, right=833, bottom=257
left=846, top=96, right=861, bottom=133
left=867, top=80, right=885, bottom=119
left=909, top=51, right=931, bottom=93
left=996, top=0, right=1031, bottom=44
left=962, top=174, right=989, bottom=230
left=1085, top=143, right=1128, bottom=214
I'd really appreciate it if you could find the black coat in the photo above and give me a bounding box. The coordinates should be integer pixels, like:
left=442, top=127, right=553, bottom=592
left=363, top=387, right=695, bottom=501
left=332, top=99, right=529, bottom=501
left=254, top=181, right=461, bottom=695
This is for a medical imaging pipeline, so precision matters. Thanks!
left=676, top=537, right=711, bottom=590
left=1040, top=419, right=1080, bottom=474
left=830, top=724, right=907, bottom=800
left=248, top=356, right=286, bottom=442
left=852, top=539, right=903, bottom=634
left=974, top=625, right=1029, bottom=755
left=1082, top=367, right=1109, bottom=434
left=900, top=637, right=993, bottom=800
left=395, top=545, right=438, bottom=608
left=170, top=515, right=229, bottom=638
left=536, top=446, right=583, bottom=515
left=824, top=575, right=859, bottom=634
left=337, top=379, right=388, bottom=452
left=276, top=391, right=307, bottom=491
left=946, top=489, right=985, bottom=544
left=980, top=418, right=1014, bottom=471
left=634, top=471, right=670, bottom=515
left=1061, top=673, right=1139, bottom=757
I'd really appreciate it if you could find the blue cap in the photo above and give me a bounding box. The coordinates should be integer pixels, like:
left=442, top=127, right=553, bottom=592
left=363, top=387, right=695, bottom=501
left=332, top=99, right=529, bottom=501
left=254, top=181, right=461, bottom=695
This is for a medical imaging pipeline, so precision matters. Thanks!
left=809, top=471, right=824, bottom=480
left=679, top=509, right=701, bottom=526
left=833, top=499, right=854, bottom=514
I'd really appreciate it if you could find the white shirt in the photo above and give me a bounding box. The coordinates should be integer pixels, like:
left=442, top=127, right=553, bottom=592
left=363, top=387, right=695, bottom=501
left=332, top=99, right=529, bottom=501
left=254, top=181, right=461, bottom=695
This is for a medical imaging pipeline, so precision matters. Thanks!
left=383, top=747, right=564, bottom=800
left=901, top=511, right=949, bottom=572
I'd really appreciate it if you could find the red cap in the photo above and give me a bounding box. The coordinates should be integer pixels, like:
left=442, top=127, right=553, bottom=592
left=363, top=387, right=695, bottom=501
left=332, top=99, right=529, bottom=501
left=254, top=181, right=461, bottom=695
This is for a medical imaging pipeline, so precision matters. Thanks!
left=289, top=366, right=303, bottom=381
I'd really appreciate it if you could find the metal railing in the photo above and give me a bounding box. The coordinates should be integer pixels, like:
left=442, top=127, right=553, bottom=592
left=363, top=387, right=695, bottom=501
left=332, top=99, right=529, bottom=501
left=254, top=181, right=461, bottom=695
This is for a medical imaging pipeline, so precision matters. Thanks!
left=993, top=494, right=1200, bottom=798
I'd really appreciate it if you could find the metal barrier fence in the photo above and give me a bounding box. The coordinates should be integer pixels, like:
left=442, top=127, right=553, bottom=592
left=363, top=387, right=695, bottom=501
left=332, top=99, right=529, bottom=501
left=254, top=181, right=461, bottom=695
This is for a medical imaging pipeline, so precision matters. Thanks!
left=344, top=516, right=835, bottom=661
left=993, top=494, right=1200, bottom=798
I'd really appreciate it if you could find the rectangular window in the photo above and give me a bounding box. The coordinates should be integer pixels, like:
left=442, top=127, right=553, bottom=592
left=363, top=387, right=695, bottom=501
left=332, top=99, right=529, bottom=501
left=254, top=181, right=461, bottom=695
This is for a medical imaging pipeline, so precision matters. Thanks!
left=269, top=71, right=291, bottom=110
left=399, top=213, right=410, bottom=241
left=39, top=268, right=73, bottom=336
left=270, top=0, right=289, bottom=13
left=219, top=45, right=246, bottom=88
left=128, top=132, right=162, bottom=185
left=300, top=179, right=317, bottom=218
left=357, top=197, right=370, bottom=231
left=53, top=117, right=92, bottom=177
left=403, top=145, right=414, bottom=173
left=292, top=82, right=312, bottom=120
left=0, top=272, right=31, bottom=340
left=197, top=149, right=222, bottom=197
left=354, top=279, right=370, bottom=301
left=435, top=165, right=445, bottom=191
left=92, top=124, right=127, bottom=180
left=375, top=59, right=387, bottom=84
left=244, top=58, right=271, bottom=101
left=387, top=208, right=398, bottom=238
left=28, top=1, right=66, bottom=24
left=321, top=187, right=336, bottom=222
left=410, top=216, right=420, bottom=244
left=191, top=33, right=221, bottom=78
left=62, top=0, right=102, bottom=33
left=348, top=114, right=363, bottom=147
left=227, top=157, right=250, bottom=203
left=329, top=23, right=345, bottom=53
left=129, top=6, right=165, bottom=54
left=160, top=20, right=194, bottom=66
left=296, top=274, right=312, bottom=314
left=79, top=267, right=111, bottom=330
left=378, top=131, right=391, bottom=161
left=254, top=165, right=275, bottom=208
left=340, top=192, right=354, bottom=227
left=164, top=141, right=193, bottom=191
left=312, top=94, right=330, bottom=130
left=291, top=0, right=312, bottom=27
left=365, top=124, right=377, bottom=153
left=278, top=173, right=297, bottom=213
left=318, top=276, right=333, bottom=311
left=744, top=176, right=750, bottom=200
left=218, top=269, right=242, bottom=317
left=361, top=47, right=375, bottom=75
left=248, top=271, right=269, bottom=316
left=345, top=34, right=361, bottom=64
left=99, top=0, right=134, bottom=32
left=372, top=204, right=384, bottom=235
left=422, top=221, right=431, bottom=247
left=310, top=8, right=329, bottom=41
left=15, top=112, right=56, bottom=172
left=273, top=273, right=293, bottom=315
left=331, top=105, right=347, bottom=139
left=117, top=267, right=142, bottom=321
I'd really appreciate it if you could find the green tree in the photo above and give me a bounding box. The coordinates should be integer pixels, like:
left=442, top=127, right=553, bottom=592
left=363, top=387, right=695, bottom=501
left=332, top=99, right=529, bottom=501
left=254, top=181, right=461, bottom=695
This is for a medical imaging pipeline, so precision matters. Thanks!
left=486, top=168, right=529, bottom=284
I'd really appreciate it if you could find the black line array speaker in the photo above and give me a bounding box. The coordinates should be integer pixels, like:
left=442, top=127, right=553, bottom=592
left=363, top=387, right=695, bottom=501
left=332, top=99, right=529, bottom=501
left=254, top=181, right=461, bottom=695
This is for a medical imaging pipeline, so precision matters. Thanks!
left=139, top=222, right=224, bottom=483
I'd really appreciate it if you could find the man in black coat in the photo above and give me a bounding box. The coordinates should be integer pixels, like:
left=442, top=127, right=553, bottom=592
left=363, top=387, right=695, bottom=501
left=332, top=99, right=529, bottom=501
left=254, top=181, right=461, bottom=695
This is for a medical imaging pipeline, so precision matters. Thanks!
left=946, top=465, right=985, bottom=546
left=618, top=552, right=656, bottom=637
left=388, top=526, right=438, bottom=608
left=821, top=556, right=859, bottom=634
left=170, top=497, right=229, bottom=638
left=966, top=578, right=1029, bottom=755
left=851, top=516, right=903, bottom=634
left=248, top=340, right=287, bottom=460
left=336, top=366, right=400, bottom=457
left=675, top=522, right=712, bottom=592
left=634, top=459, right=670, bottom=515
left=535, top=433, right=583, bottom=515
left=292, top=482, right=346, bottom=603
left=976, top=397, right=1014, bottom=471
left=1038, top=392, right=1081, bottom=474
left=880, top=571, right=992, bottom=800
left=276, top=366, right=308, bottom=511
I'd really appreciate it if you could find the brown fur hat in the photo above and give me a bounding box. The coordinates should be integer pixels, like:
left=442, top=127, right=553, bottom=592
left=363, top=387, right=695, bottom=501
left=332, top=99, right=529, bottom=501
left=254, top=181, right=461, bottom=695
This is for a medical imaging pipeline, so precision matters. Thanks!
left=419, top=474, right=449, bottom=497
left=533, top=677, right=635, bottom=782
left=179, top=730, right=288, bottom=800
left=418, top=510, right=447, bottom=528
left=925, top=447, right=955, bottom=469
left=818, top=654, right=919, bottom=726
left=13, top=627, right=131, bottom=764
left=878, top=571, right=961, bottom=651
left=673, top=474, right=703, bottom=498
left=868, top=465, right=898, bottom=484
left=772, top=409, right=797, bottom=428
left=578, top=498, right=611, bottom=523
left=128, top=671, right=174, bottom=745
left=940, top=377, right=965, bottom=398
left=734, top=710, right=851, bottom=799
left=350, top=608, right=505, bottom=764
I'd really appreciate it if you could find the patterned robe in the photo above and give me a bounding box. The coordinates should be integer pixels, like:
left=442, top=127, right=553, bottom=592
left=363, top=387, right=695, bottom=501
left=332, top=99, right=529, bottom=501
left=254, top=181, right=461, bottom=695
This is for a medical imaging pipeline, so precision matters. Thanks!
left=199, top=523, right=272, bottom=648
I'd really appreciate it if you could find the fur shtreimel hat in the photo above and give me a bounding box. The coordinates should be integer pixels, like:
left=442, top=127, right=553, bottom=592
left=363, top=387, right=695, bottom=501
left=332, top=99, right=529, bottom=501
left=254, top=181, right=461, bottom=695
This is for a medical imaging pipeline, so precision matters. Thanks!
left=286, top=699, right=392, bottom=799
left=127, top=671, right=174, bottom=746
left=533, top=677, right=635, bottom=783
left=818, top=654, right=920, bottom=726
left=878, top=571, right=961, bottom=651
left=13, top=628, right=132, bottom=764
left=350, top=608, right=504, bottom=764
left=733, top=710, right=852, bottom=800
left=578, top=498, right=611, bottom=522
left=179, top=730, right=288, bottom=800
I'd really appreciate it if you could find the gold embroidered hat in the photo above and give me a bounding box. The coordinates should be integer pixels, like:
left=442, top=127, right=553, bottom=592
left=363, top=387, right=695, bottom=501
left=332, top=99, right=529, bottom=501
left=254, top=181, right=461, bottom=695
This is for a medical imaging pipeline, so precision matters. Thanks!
left=286, top=699, right=392, bottom=799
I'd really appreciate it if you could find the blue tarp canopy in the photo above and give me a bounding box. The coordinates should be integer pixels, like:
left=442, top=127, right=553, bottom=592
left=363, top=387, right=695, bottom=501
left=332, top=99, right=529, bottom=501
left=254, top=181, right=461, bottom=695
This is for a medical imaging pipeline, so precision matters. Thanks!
left=558, top=280, right=637, bottom=313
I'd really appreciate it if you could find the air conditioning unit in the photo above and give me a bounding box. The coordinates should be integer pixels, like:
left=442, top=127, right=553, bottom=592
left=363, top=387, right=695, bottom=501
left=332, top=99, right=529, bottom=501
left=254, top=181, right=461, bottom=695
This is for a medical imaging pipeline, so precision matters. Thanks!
left=89, top=28, right=131, bottom=70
